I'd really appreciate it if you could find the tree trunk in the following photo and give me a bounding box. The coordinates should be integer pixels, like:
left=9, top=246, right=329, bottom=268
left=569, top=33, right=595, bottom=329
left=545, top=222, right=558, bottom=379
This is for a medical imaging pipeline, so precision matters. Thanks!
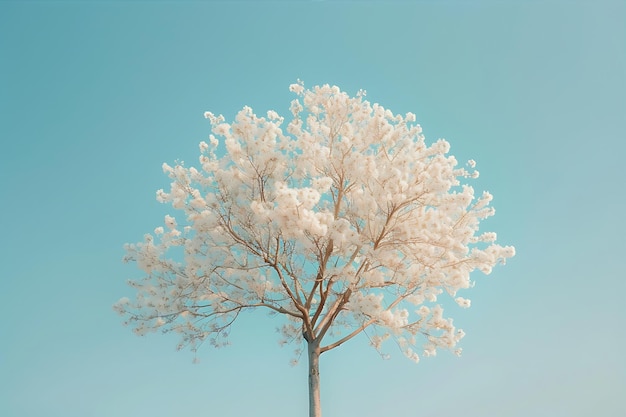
left=307, top=340, right=322, bottom=417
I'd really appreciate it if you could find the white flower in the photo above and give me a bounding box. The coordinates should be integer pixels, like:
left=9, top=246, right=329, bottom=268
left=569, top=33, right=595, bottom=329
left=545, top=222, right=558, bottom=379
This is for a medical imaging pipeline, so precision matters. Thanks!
left=455, top=297, right=471, bottom=308
left=164, top=215, right=177, bottom=230
left=289, top=81, right=305, bottom=95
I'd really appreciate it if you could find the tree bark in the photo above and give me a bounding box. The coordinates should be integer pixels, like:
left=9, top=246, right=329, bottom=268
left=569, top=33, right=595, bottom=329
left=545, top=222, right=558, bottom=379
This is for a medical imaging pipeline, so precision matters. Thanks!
left=308, top=340, right=322, bottom=417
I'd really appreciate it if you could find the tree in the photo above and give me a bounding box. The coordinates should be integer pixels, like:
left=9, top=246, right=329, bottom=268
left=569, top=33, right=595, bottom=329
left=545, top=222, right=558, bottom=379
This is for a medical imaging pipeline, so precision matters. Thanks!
left=114, top=81, right=515, bottom=417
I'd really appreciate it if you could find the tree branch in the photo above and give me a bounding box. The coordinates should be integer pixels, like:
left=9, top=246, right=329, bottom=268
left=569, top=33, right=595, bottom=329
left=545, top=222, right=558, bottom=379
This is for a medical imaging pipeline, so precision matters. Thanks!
left=320, top=317, right=376, bottom=353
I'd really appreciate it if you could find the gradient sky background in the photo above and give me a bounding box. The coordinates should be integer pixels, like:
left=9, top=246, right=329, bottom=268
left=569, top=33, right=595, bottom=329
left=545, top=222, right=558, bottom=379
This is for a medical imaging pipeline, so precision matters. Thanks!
left=1, top=1, right=624, bottom=416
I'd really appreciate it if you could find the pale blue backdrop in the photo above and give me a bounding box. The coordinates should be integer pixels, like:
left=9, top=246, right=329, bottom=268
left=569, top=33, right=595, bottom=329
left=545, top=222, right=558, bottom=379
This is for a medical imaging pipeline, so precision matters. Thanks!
left=1, top=1, right=624, bottom=416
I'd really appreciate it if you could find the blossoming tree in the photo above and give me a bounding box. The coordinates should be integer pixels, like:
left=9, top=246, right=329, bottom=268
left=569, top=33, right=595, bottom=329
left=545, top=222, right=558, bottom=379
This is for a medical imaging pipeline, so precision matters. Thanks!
left=115, top=81, right=515, bottom=417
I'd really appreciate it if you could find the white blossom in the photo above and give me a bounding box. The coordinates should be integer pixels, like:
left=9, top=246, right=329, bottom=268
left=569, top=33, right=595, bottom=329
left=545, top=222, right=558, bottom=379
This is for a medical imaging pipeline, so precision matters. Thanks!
left=164, top=215, right=177, bottom=230
left=117, top=81, right=515, bottom=363
left=455, top=297, right=471, bottom=308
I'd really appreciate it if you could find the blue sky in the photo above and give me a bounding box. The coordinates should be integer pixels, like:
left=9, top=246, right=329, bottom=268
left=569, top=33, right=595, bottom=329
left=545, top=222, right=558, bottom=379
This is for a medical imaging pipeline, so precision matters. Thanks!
left=1, top=1, right=624, bottom=416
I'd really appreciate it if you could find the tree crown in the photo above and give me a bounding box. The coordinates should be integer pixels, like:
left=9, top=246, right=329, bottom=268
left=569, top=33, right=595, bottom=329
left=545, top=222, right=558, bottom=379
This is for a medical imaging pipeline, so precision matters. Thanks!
left=115, top=81, right=515, bottom=363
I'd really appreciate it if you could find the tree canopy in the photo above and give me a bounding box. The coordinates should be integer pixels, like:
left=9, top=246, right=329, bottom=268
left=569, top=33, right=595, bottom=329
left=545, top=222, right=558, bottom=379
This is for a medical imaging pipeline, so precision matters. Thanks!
left=115, top=81, right=515, bottom=365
